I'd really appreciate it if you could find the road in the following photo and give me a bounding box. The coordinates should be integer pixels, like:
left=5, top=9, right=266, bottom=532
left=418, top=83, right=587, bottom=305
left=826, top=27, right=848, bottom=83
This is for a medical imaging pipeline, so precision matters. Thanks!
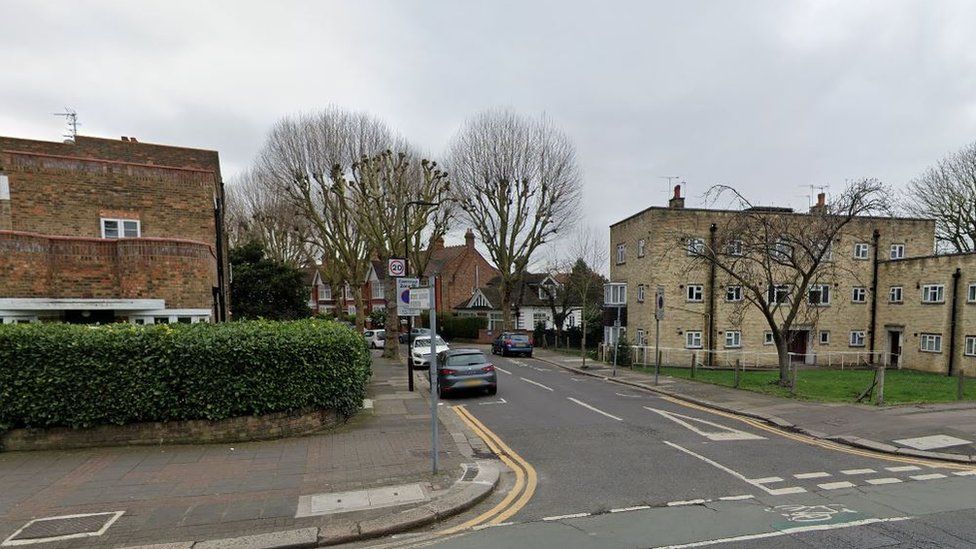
left=390, top=346, right=976, bottom=548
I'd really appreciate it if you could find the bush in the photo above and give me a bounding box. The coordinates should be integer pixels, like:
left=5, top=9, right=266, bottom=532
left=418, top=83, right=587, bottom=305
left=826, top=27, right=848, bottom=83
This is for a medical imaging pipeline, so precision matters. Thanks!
left=0, top=319, right=371, bottom=430
left=433, top=314, right=487, bottom=340
left=230, top=241, right=311, bottom=320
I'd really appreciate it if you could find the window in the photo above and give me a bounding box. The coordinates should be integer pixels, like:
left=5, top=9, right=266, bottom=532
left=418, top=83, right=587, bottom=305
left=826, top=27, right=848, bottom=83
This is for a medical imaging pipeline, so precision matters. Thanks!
left=371, top=281, right=385, bottom=299
left=767, top=284, right=789, bottom=304
left=488, top=312, right=503, bottom=331
left=889, top=286, right=903, bottom=303
left=851, top=287, right=867, bottom=303
left=685, top=331, right=703, bottom=349
left=153, top=316, right=170, bottom=324
left=726, top=285, right=742, bottom=302
left=687, top=238, right=705, bottom=256
left=726, top=240, right=743, bottom=256
left=471, top=292, right=490, bottom=308
left=808, top=284, right=830, bottom=305
left=965, top=336, right=976, bottom=357
left=616, top=244, right=626, bottom=264
left=532, top=312, right=548, bottom=328
left=686, top=284, right=703, bottom=302
left=321, top=284, right=332, bottom=301
left=968, top=283, right=976, bottom=303
left=771, top=237, right=792, bottom=261
left=0, top=174, right=8, bottom=200
left=725, top=330, right=741, bottom=348
left=822, top=241, right=834, bottom=261
left=849, top=331, right=866, bottom=347
left=763, top=331, right=774, bottom=345
left=819, top=330, right=830, bottom=345
left=922, top=284, right=945, bottom=304
left=636, top=328, right=646, bottom=346
left=890, top=244, right=905, bottom=260
left=637, top=239, right=646, bottom=257
left=920, top=333, right=942, bottom=353
left=605, top=283, right=627, bottom=305
left=637, top=284, right=646, bottom=303
left=101, top=218, right=140, bottom=239
left=853, top=242, right=869, bottom=260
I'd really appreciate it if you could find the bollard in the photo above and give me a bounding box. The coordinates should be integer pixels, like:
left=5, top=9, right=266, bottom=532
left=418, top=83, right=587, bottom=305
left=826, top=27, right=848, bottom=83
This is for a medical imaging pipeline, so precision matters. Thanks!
left=957, top=364, right=965, bottom=401
left=734, top=359, right=741, bottom=388
left=875, top=365, right=886, bottom=406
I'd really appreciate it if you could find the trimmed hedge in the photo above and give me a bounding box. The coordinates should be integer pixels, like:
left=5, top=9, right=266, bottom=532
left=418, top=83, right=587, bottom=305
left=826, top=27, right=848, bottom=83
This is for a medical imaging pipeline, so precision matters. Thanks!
left=428, top=314, right=488, bottom=340
left=0, top=319, right=371, bottom=430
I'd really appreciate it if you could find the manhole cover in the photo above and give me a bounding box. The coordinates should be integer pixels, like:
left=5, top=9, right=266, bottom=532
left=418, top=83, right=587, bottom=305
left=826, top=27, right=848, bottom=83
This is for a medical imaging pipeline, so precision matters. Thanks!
left=3, top=511, right=124, bottom=546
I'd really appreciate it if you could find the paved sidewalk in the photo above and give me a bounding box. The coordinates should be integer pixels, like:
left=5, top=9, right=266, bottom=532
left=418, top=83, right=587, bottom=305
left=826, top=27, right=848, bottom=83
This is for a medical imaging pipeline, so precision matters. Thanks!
left=0, top=353, right=493, bottom=548
left=533, top=348, right=976, bottom=463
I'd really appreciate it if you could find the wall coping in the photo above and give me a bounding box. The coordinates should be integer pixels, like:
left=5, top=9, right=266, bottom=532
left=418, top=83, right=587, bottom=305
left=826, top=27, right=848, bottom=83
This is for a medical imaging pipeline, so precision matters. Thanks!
left=0, top=229, right=214, bottom=250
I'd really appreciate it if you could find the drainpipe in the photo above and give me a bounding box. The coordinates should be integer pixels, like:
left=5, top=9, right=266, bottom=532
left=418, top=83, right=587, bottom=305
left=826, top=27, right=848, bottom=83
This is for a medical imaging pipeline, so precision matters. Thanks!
left=868, top=229, right=880, bottom=362
left=948, top=268, right=961, bottom=377
left=708, top=223, right=717, bottom=367
left=212, top=179, right=228, bottom=322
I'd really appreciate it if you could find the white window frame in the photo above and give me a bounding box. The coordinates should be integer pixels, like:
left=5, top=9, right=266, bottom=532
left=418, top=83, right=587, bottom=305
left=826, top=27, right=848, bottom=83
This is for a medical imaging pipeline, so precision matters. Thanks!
left=687, top=238, right=705, bottom=256
left=849, top=331, right=866, bottom=347
left=853, top=242, right=869, bottom=260
left=851, top=287, right=867, bottom=303
left=532, top=311, right=548, bottom=328
left=605, top=283, right=627, bottom=306
left=686, top=284, right=703, bottom=303
left=637, top=238, right=646, bottom=258
left=768, top=284, right=789, bottom=305
left=636, top=328, right=646, bottom=346
left=616, top=244, right=626, bottom=265
left=726, top=240, right=743, bottom=256
left=685, top=331, right=703, bottom=349
left=0, top=174, right=9, bottom=200
left=321, top=284, right=332, bottom=301
left=763, top=331, right=774, bottom=346
left=889, top=243, right=905, bottom=260
left=637, top=284, right=646, bottom=303
left=922, top=284, right=945, bottom=304
left=889, top=286, right=903, bottom=303
left=724, top=330, right=741, bottom=348
left=920, top=333, right=943, bottom=353
left=968, top=283, right=976, bottom=303
left=100, top=218, right=141, bottom=239
left=965, top=336, right=976, bottom=357
left=371, top=281, right=385, bottom=299
left=726, top=285, right=742, bottom=302
left=2, top=315, right=39, bottom=324
left=819, top=330, right=830, bottom=345
left=808, top=284, right=830, bottom=305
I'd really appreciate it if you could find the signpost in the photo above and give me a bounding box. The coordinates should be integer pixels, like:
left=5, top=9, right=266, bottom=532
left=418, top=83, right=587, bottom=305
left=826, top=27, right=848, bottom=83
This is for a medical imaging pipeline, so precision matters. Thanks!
left=397, top=277, right=419, bottom=391
left=425, top=277, right=439, bottom=474
left=655, top=285, right=665, bottom=385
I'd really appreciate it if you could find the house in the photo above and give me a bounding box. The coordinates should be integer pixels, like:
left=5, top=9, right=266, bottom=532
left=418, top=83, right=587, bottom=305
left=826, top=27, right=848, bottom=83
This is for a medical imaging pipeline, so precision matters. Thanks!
left=608, top=185, right=976, bottom=376
left=455, top=273, right=583, bottom=332
left=0, top=134, right=229, bottom=324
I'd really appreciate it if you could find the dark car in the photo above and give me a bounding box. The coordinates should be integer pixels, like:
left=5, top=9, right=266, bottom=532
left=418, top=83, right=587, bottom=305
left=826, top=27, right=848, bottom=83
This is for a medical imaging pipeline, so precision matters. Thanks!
left=436, top=349, right=497, bottom=398
left=399, top=327, right=431, bottom=344
left=491, top=332, right=533, bottom=357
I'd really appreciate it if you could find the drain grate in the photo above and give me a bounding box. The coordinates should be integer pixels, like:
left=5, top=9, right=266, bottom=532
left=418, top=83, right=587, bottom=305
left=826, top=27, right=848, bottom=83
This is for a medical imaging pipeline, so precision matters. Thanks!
left=2, top=511, right=124, bottom=546
left=461, top=464, right=480, bottom=481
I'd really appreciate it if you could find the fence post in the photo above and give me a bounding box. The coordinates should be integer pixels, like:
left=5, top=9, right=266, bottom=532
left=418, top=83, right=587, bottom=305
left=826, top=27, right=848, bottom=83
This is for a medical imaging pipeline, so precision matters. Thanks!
left=734, top=359, right=741, bottom=388
left=957, top=364, right=965, bottom=401
left=875, top=364, right=885, bottom=406
left=690, top=352, right=696, bottom=379
left=790, top=361, right=798, bottom=396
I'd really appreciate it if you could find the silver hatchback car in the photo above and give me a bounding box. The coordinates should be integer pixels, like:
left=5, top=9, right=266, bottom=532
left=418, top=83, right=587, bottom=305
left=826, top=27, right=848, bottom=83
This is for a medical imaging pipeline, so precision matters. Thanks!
left=435, top=349, right=497, bottom=398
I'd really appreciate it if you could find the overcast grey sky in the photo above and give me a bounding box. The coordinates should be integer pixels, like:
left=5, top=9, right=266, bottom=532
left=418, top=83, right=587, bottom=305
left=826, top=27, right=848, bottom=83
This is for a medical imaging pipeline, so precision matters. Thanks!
left=3, top=0, right=976, bottom=245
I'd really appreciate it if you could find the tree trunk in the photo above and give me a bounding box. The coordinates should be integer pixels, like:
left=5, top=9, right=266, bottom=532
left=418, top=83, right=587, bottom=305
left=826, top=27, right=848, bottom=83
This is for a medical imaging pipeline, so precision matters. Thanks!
left=501, top=283, right=513, bottom=331
left=580, top=317, right=588, bottom=368
left=776, top=340, right=791, bottom=385
left=353, top=287, right=367, bottom=333
left=382, top=283, right=399, bottom=359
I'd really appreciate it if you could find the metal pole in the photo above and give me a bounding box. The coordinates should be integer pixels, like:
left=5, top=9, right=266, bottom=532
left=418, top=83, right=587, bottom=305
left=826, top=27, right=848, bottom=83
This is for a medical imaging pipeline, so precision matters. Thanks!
left=654, top=316, right=660, bottom=385
left=404, top=208, right=413, bottom=392
left=428, top=276, right=439, bottom=474
left=612, top=306, right=620, bottom=377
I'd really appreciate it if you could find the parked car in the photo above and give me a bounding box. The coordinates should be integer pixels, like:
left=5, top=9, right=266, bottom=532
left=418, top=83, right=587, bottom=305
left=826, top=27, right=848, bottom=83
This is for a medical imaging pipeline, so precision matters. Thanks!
left=436, top=349, right=497, bottom=398
left=364, top=329, right=386, bottom=349
left=399, top=327, right=431, bottom=344
left=491, top=332, right=533, bottom=357
left=411, top=335, right=449, bottom=368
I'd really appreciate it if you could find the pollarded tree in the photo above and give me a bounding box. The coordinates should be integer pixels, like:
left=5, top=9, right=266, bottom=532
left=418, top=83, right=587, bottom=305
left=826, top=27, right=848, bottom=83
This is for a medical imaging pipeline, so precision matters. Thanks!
left=904, top=141, right=976, bottom=253
left=682, top=179, right=890, bottom=385
left=225, top=167, right=313, bottom=266
left=448, top=109, right=582, bottom=330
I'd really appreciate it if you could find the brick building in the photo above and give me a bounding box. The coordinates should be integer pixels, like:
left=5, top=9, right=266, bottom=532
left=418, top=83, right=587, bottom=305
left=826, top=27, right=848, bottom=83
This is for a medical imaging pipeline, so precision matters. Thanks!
left=609, top=186, right=976, bottom=376
left=0, top=134, right=229, bottom=324
left=455, top=273, right=583, bottom=332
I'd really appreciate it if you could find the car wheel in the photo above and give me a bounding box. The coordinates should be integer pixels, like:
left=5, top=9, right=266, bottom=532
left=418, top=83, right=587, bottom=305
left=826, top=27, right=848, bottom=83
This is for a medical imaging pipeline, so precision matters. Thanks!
left=487, top=386, right=497, bottom=396
left=526, top=352, right=533, bottom=358
left=437, top=385, right=445, bottom=398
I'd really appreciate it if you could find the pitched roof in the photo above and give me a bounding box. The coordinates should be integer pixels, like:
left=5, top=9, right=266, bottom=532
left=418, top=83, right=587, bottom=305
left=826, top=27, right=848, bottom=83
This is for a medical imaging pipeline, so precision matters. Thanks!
left=422, top=245, right=468, bottom=277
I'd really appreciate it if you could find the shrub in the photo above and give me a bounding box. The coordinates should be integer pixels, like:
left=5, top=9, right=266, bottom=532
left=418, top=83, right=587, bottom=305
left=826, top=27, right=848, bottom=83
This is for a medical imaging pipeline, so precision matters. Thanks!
left=0, top=319, right=371, bottom=430
left=430, top=313, right=487, bottom=340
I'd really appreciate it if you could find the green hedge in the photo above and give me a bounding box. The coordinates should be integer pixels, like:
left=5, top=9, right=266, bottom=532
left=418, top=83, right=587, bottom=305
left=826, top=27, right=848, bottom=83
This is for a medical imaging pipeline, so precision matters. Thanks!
left=432, top=314, right=488, bottom=340
left=0, top=319, right=371, bottom=430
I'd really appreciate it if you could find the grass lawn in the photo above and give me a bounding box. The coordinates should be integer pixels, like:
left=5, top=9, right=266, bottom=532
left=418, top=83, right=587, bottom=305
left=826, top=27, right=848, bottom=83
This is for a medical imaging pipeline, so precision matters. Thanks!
left=632, top=365, right=976, bottom=405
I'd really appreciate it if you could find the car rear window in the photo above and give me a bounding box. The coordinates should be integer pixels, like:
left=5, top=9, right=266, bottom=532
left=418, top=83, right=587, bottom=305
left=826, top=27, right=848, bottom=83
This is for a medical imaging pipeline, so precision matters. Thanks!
left=447, top=353, right=487, bottom=366
left=510, top=335, right=529, bottom=342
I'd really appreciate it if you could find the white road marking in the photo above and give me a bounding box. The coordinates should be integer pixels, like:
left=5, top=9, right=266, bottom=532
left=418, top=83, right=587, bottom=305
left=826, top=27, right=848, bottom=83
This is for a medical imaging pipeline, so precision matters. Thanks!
left=472, top=521, right=514, bottom=531
left=865, top=477, right=903, bottom=485
left=662, top=441, right=803, bottom=496
left=520, top=377, right=553, bottom=391
left=840, top=468, right=876, bottom=475
left=646, top=407, right=765, bottom=441
left=609, top=505, right=651, bottom=513
left=748, top=477, right=783, bottom=484
left=478, top=398, right=507, bottom=406
left=541, top=512, right=590, bottom=521
left=494, top=366, right=512, bottom=375
left=885, top=465, right=921, bottom=472
left=952, top=470, right=976, bottom=476
left=910, top=473, right=948, bottom=481
left=568, top=397, right=623, bottom=421
left=649, top=516, right=913, bottom=549
left=794, top=472, right=831, bottom=479
left=615, top=392, right=642, bottom=398
left=667, top=499, right=707, bottom=507
left=893, top=434, right=972, bottom=450
left=718, top=495, right=755, bottom=501
left=818, top=481, right=856, bottom=490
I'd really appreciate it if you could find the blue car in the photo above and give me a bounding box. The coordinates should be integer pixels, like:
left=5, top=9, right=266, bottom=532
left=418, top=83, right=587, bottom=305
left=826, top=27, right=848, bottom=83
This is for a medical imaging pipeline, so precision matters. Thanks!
left=491, top=332, right=533, bottom=357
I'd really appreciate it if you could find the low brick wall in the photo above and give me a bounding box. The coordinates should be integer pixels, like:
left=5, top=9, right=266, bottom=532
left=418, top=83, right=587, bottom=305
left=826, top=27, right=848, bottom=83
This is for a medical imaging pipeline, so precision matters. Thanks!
left=1, top=408, right=340, bottom=452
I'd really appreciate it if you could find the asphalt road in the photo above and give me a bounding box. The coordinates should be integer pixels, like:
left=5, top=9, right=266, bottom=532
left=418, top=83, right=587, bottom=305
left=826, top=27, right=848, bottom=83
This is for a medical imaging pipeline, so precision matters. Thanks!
left=416, top=346, right=976, bottom=548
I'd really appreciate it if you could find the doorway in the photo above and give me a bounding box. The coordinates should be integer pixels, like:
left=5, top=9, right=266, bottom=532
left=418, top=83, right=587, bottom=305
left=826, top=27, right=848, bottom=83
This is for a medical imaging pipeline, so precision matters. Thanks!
left=888, top=330, right=902, bottom=368
left=787, top=330, right=809, bottom=364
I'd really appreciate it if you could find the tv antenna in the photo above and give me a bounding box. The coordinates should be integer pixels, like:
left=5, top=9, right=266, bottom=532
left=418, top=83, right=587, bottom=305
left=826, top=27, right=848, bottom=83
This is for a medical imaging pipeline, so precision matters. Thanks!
left=53, top=108, right=79, bottom=142
left=660, top=175, right=682, bottom=199
left=798, top=184, right=830, bottom=207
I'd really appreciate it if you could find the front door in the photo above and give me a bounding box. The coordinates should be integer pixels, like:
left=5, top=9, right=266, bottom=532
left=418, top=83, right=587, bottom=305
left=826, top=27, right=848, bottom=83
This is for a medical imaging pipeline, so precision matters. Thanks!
left=888, top=330, right=901, bottom=368
left=787, top=330, right=808, bottom=363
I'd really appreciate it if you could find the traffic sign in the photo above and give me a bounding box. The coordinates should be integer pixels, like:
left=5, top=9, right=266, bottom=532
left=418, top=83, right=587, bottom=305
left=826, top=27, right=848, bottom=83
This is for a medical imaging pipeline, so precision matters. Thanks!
left=397, top=278, right=420, bottom=317
left=409, top=288, right=432, bottom=310
left=655, top=286, right=665, bottom=321
left=388, top=257, right=406, bottom=278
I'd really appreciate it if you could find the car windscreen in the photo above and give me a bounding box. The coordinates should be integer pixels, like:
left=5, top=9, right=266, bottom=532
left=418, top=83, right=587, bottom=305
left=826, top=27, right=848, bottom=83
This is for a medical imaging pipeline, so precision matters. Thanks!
left=509, top=334, right=530, bottom=342
left=446, top=353, right=487, bottom=367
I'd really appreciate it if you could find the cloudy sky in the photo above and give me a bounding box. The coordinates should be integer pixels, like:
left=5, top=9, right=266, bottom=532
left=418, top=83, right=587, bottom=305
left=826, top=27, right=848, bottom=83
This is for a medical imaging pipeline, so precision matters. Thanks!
left=3, top=0, right=976, bottom=247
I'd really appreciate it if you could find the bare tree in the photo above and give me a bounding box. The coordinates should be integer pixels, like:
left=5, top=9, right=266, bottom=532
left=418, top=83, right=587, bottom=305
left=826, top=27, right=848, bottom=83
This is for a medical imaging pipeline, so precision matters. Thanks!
left=565, top=226, right=608, bottom=368
left=904, top=141, right=976, bottom=253
left=258, top=108, right=397, bottom=330
left=448, top=109, right=582, bottom=330
left=683, top=179, right=891, bottom=384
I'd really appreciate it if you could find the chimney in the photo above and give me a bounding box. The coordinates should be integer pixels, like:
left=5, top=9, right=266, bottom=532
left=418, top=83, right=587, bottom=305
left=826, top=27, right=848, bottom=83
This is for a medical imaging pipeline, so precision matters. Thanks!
left=668, top=184, right=685, bottom=209
left=130, top=137, right=138, bottom=143
left=465, top=228, right=476, bottom=249
left=433, top=236, right=445, bottom=251
left=810, top=192, right=826, bottom=214
left=121, top=136, right=129, bottom=142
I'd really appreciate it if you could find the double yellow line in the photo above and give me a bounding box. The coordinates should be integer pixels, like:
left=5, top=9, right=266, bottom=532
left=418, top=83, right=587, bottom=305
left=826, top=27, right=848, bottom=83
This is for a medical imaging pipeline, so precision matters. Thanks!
left=444, top=405, right=538, bottom=532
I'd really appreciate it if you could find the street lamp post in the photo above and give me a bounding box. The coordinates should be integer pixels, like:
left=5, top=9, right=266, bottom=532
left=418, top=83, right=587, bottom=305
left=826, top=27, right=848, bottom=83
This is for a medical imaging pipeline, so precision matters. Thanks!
left=403, top=200, right=440, bottom=392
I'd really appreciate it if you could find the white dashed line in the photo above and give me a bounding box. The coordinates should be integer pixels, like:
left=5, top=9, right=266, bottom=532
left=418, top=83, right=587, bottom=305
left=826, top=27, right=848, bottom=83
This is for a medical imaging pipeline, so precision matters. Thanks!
left=952, top=470, right=976, bottom=476
left=667, top=499, right=707, bottom=507
left=542, top=512, right=590, bottom=521
left=841, top=468, right=876, bottom=475
left=718, top=495, right=755, bottom=501
left=767, top=487, right=807, bottom=495
left=568, top=397, right=623, bottom=421
left=494, top=366, right=512, bottom=375
left=648, top=516, right=913, bottom=549
left=885, top=465, right=921, bottom=472
left=663, top=441, right=804, bottom=496
left=520, top=377, right=553, bottom=391
left=472, top=521, right=514, bottom=531
left=748, top=477, right=783, bottom=484
left=615, top=392, right=642, bottom=398
left=818, top=481, right=856, bottom=490
left=910, top=473, right=948, bottom=481
left=610, top=505, right=651, bottom=513
left=865, top=477, right=903, bottom=485
left=793, top=472, right=831, bottom=479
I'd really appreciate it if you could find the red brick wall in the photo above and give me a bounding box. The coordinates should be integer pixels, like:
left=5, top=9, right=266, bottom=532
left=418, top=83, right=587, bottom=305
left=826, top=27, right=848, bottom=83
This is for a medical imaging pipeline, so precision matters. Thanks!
left=440, top=248, right=500, bottom=311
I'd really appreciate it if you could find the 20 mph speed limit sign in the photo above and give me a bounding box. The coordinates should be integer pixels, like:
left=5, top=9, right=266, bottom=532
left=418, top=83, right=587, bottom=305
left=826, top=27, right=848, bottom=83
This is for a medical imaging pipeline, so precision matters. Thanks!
left=388, top=257, right=406, bottom=277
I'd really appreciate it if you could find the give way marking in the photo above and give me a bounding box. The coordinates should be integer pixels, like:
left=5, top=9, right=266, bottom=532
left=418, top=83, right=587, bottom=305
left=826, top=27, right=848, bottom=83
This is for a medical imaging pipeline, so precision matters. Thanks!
left=645, top=407, right=765, bottom=441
